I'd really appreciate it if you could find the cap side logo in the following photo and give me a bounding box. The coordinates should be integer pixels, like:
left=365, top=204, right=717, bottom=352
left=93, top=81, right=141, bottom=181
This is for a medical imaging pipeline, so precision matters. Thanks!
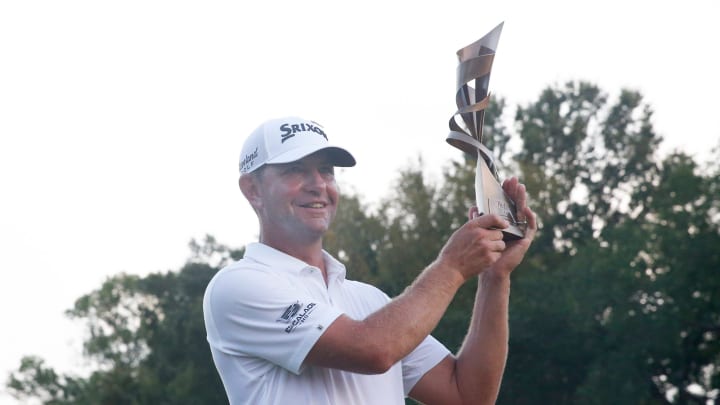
left=279, top=122, right=328, bottom=143
left=240, top=147, right=259, bottom=172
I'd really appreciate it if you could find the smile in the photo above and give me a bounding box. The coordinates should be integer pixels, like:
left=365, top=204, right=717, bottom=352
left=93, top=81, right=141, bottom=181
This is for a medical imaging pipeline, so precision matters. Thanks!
left=299, top=202, right=327, bottom=208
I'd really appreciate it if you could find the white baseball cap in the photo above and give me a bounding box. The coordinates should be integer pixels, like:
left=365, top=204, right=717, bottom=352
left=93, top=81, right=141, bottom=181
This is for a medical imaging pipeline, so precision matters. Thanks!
left=239, top=116, right=356, bottom=174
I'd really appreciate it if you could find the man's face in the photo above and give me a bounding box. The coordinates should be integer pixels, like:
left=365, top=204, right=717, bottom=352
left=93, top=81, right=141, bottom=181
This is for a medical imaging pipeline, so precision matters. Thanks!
left=253, top=151, right=339, bottom=243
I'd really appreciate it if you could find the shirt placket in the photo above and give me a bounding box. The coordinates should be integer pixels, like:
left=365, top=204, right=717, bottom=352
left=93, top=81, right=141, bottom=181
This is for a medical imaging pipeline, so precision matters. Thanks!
left=300, top=266, right=332, bottom=305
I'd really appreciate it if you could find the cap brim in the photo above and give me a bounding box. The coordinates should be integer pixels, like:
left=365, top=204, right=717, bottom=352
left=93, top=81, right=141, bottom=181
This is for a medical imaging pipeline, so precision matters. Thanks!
left=265, top=145, right=356, bottom=167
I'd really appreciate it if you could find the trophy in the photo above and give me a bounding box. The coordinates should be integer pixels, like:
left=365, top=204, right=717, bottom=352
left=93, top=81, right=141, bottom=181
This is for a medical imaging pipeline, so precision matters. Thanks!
left=446, top=22, right=526, bottom=240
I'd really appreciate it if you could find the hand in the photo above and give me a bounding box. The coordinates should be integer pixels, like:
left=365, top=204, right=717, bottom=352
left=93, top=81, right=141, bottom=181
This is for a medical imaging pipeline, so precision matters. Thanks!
left=486, top=177, right=538, bottom=277
left=437, top=214, right=509, bottom=282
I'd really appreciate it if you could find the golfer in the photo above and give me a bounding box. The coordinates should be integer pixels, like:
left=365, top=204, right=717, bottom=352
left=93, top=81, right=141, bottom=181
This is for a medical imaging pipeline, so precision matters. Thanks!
left=203, top=116, right=536, bottom=404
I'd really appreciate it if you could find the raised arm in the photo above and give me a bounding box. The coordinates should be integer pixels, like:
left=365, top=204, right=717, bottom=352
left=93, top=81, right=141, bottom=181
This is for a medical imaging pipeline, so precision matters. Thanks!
left=410, top=177, right=537, bottom=405
left=304, top=213, right=510, bottom=374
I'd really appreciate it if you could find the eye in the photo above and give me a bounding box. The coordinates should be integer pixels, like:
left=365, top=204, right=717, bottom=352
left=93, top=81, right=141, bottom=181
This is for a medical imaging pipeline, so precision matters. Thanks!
left=319, top=165, right=335, bottom=176
left=284, top=165, right=304, bottom=174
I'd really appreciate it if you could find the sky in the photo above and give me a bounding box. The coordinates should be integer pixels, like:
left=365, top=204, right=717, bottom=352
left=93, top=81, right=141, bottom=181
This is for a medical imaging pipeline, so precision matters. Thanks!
left=1, top=1, right=719, bottom=403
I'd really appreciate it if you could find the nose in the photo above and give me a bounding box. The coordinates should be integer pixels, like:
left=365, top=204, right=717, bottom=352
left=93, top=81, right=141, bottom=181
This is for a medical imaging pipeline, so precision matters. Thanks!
left=303, top=169, right=327, bottom=193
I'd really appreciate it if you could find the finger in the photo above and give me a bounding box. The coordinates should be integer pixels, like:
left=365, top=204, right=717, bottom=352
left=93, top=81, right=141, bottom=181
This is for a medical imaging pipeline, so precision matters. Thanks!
left=502, top=176, right=518, bottom=194
left=522, top=206, right=538, bottom=240
left=477, top=234, right=505, bottom=254
left=528, top=207, right=537, bottom=230
left=473, top=214, right=509, bottom=230
left=515, top=184, right=527, bottom=221
left=468, top=205, right=480, bottom=220
left=492, top=239, right=507, bottom=251
left=482, top=229, right=505, bottom=242
left=503, top=177, right=525, bottom=204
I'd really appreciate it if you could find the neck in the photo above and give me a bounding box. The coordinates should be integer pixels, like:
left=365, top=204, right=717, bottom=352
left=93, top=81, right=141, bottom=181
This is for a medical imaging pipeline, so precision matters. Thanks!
left=259, top=232, right=326, bottom=271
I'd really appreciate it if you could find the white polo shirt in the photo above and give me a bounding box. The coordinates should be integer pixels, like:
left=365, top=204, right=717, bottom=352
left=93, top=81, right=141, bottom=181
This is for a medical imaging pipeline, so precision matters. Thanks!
left=203, top=242, right=450, bottom=405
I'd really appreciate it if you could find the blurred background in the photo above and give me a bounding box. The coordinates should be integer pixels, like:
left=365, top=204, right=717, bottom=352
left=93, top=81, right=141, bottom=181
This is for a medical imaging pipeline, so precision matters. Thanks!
left=1, top=1, right=718, bottom=403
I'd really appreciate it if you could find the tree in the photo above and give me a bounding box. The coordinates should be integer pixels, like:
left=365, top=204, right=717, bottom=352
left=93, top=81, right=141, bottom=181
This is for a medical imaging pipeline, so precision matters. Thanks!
left=331, top=82, right=720, bottom=403
left=7, top=236, right=240, bottom=405
left=8, top=83, right=719, bottom=404
left=501, top=82, right=719, bottom=404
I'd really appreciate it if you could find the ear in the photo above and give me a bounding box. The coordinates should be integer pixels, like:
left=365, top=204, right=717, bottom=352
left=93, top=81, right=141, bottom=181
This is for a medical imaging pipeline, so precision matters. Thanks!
left=239, top=174, right=263, bottom=210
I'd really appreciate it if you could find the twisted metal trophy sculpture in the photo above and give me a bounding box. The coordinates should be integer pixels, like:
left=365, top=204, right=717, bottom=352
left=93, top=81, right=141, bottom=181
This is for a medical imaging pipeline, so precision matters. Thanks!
left=446, top=22, right=526, bottom=240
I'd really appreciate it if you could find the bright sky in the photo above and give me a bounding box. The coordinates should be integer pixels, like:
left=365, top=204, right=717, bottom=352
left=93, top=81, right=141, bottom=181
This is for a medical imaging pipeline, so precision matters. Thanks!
left=1, top=1, right=718, bottom=403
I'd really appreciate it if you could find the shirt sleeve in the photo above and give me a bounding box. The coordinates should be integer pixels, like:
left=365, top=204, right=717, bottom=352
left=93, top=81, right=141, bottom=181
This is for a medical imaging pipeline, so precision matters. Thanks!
left=401, top=335, right=452, bottom=396
left=204, top=267, right=343, bottom=375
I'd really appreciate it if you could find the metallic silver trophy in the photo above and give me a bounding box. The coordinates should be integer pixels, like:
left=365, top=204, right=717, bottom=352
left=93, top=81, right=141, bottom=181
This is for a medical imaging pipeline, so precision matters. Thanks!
left=446, top=22, right=526, bottom=240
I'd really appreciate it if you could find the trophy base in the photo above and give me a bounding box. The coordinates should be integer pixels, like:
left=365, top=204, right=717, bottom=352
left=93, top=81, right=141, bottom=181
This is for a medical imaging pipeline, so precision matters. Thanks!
left=478, top=199, right=525, bottom=241
left=475, top=155, right=525, bottom=242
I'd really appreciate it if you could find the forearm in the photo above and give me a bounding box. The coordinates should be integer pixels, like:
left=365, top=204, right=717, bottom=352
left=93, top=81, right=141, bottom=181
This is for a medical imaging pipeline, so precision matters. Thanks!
left=455, top=271, right=511, bottom=404
left=364, top=261, right=465, bottom=362
left=307, top=213, right=514, bottom=374
left=308, top=260, right=465, bottom=373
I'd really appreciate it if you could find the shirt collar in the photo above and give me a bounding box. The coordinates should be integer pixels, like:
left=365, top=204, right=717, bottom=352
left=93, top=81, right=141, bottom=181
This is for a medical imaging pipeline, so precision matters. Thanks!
left=244, top=242, right=347, bottom=283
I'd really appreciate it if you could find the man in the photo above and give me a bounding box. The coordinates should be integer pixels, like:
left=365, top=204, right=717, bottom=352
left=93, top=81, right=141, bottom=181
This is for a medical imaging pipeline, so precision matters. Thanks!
left=203, top=116, right=537, bottom=404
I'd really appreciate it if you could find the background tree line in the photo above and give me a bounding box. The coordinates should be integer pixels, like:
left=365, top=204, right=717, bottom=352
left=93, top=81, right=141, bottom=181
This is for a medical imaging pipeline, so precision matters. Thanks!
left=7, top=81, right=719, bottom=404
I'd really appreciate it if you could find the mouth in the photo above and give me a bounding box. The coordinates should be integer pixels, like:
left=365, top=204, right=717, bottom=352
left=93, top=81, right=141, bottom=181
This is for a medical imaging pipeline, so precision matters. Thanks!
left=299, top=202, right=327, bottom=209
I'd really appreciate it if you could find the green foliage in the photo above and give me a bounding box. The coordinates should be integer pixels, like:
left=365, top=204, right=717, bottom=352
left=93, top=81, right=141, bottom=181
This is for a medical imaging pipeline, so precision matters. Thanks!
left=6, top=236, right=235, bottom=404
left=6, top=356, right=89, bottom=405
left=328, top=83, right=719, bottom=403
left=7, top=83, right=719, bottom=404
left=504, top=82, right=719, bottom=404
